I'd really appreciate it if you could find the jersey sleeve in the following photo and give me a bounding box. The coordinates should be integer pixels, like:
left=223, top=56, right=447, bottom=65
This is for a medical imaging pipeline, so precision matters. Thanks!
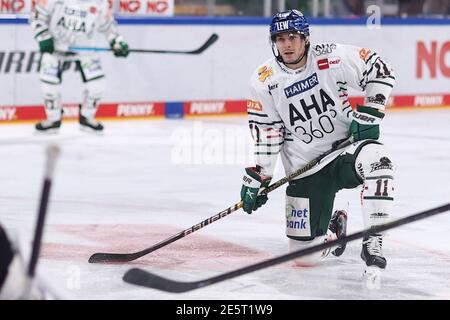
left=247, top=66, right=285, bottom=177
left=339, top=44, right=395, bottom=111
left=30, top=0, right=55, bottom=42
left=97, top=0, right=121, bottom=42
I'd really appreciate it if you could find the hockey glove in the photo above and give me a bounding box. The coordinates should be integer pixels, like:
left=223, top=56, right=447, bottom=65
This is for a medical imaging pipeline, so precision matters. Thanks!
left=39, top=38, right=55, bottom=54
left=351, top=105, right=385, bottom=141
left=110, top=36, right=129, bottom=57
left=240, top=166, right=271, bottom=214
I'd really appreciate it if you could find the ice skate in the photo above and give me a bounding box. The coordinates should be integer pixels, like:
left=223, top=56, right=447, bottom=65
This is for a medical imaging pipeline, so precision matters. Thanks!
left=35, top=119, right=61, bottom=133
left=361, top=234, right=386, bottom=289
left=361, top=234, right=386, bottom=269
left=328, top=210, right=348, bottom=257
left=79, top=113, right=104, bottom=133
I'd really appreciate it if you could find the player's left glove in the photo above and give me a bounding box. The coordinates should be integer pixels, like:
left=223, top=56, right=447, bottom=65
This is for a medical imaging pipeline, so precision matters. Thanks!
left=240, top=166, right=271, bottom=214
left=350, top=104, right=385, bottom=141
left=38, top=37, right=55, bottom=54
left=110, top=36, right=129, bottom=57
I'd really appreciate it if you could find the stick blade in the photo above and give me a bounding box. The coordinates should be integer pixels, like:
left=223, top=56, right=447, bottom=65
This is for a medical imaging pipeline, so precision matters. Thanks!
left=88, top=252, right=136, bottom=263
left=189, top=33, right=219, bottom=54
left=123, top=268, right=198, bottom=293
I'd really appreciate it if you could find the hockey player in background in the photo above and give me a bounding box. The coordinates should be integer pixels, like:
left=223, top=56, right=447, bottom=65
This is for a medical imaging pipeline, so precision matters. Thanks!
left=240, top=10, right=395, bottom=278
left=30, top=0, right=129, bottom=133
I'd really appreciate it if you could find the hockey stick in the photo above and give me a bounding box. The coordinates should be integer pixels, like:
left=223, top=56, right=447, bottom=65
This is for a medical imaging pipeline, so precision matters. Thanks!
left=88, top=137, right=354, bottom=264
left=123, top=202, right=450, bottom=293
left=69, top=33, right=219, bottom=55
left=21, top=145, right=61, bottom=299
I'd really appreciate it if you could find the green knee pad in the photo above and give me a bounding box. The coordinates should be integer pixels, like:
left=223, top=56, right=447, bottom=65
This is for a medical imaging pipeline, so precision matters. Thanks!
left=286, top=175, right=335, bottom=240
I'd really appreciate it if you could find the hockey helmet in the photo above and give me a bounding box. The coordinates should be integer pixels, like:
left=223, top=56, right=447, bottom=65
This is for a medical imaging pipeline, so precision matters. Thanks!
left=269, top=9, right=310, bottom=41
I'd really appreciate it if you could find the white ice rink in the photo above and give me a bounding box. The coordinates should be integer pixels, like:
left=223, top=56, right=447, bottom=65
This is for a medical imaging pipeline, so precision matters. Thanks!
left=0, top=109, right=449, bottom=300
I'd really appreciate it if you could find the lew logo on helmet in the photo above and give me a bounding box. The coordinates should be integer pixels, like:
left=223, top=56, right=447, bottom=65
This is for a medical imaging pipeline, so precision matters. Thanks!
left=275, top=21, right=289, bottom=32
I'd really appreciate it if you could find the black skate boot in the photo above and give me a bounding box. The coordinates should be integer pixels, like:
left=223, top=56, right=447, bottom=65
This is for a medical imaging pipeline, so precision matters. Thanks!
left=35, top=119, right=61, bottom=133
left=328, top=210, right=348, bottom=257
left=361, top=234, right=386, bottom=269
left=79, top=113, right=104, bottom=132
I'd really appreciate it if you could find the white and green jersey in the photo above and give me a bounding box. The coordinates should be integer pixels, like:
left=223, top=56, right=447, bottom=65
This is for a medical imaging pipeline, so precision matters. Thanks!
left=248, top=43, right=395, bottom=177
left=31, top=0, right=119, bottom=52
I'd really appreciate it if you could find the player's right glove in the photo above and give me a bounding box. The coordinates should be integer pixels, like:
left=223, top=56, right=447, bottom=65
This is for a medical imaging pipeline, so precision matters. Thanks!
left=350, top=104, right=385, bottom=141
left=38, top=38, right=55, bottom=54
left=110, top=36, right=129, bottom=57
left=240, top=166, right=271, bottom=214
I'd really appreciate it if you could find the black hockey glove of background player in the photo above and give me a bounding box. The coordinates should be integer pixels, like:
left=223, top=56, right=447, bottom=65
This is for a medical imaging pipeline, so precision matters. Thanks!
left=350, top=104, right=385, bottom=141
left=110, top=36, right=129, bottom=57
left=38, top=37, right=55, bottom=54
left=240, top=166, right=271, bottom=214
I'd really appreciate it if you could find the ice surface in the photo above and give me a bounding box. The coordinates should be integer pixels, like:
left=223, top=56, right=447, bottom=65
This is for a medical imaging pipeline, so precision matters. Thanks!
left=0, top=109, right=449, bottom=300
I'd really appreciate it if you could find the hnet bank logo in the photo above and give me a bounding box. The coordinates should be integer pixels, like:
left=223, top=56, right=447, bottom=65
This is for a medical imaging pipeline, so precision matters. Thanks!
left=286, top=204, right=309, bottom=230
left=285, top=198, right=311, bottom=237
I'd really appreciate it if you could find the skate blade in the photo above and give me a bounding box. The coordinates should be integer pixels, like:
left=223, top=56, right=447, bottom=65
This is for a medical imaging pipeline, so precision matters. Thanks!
left=79, top=125, right=104, bottom=135
left=363, top=266, right=383, bottom=290
left=34, top=128, right=60, bottom=135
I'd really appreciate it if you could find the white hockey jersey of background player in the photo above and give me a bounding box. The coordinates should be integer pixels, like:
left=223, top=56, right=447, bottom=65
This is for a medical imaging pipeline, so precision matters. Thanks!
left=240, top=10, right=395, bottom=278
left=31, top=0, right=129, bottom=132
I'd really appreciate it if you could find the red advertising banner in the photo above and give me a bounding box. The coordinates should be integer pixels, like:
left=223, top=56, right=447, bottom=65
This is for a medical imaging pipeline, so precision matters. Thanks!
left=417, top=41, right=450, bottom=79
left=2, top=95, right=449, bottom=123
left=0, top=0, right=173, bottom=15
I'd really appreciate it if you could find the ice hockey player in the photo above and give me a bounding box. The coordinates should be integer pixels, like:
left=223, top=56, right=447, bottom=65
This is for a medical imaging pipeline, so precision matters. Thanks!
left=240, top=10, right=395, bottom=279
left=30, top=0, right=129, bottom=133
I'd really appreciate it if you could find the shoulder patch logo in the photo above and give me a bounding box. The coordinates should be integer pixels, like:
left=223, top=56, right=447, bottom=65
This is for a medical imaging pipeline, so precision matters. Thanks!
left=317, top=57, right=341, bottom=70
left=328, top=57, right=341, bottom=68
left=313, top=43, right=337, bottom=56
left=258, top=66, right=273, bottom=82
left=367, top=94, right=386, bottom=106
left=317, top=59, right=329, bottom=70
left=370, top=157, right=393, bottom=173
left=359, top=48, right=372, bottom=62
left=268, top=83, right=278, bottom=91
